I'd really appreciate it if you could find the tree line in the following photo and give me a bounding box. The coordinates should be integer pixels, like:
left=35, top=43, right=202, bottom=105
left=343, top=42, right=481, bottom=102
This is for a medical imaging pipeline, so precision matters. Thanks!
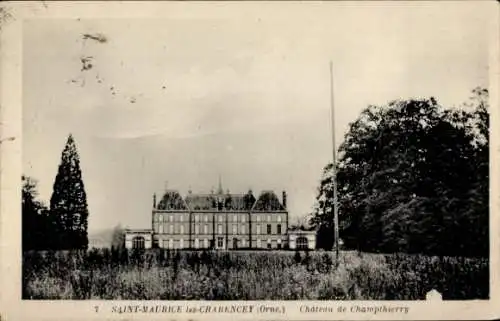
left=311, top=87, right=489, bottom=258
left=23, top=134, right=89, bottom=250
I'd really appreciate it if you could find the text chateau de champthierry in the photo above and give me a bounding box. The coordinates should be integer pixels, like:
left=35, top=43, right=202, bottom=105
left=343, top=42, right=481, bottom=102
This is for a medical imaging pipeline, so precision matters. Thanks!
left=125, top=181, right=316, bottom=250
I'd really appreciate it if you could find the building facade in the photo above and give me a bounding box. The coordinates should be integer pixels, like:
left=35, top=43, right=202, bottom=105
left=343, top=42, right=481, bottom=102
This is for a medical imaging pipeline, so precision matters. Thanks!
left=287, top=229, right=316, bottom=250
left=125, top=183, right=300, bottom=250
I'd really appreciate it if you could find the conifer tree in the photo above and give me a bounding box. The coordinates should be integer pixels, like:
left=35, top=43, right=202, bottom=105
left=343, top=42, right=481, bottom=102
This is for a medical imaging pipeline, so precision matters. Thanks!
left=49, top=134, right=89, bottom=250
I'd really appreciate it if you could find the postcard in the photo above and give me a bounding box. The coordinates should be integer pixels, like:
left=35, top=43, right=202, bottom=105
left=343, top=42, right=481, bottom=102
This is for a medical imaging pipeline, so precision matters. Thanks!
left=1, top=1, right=499, bottom=320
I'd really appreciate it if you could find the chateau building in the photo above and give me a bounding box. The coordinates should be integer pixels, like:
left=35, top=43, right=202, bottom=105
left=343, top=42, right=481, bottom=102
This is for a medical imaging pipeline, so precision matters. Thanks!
left=125, top=181, right=315, bottom=250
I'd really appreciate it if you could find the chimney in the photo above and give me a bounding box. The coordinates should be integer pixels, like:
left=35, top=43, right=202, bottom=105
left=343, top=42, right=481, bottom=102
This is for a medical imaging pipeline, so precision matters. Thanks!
left=153, top=193, right=157, bottom=208
left=282, top=191, right=287, bottom=209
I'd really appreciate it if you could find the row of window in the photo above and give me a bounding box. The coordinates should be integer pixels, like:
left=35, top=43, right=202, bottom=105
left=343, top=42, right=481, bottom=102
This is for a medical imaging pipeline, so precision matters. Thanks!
left=158, top=238, right=283, bottom=249
left=157, top=214, right=284, bottom=223
left=162, top=238, right=191, bottom=249
left=131, top=236, right=291, bottom=250
left=157, top=223, right=283, bottom=235
left=255, top=238, right=283, bottom=249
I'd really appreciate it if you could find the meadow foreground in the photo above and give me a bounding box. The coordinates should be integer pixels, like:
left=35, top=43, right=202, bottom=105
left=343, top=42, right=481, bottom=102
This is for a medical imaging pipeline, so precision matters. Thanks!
left=22, top=249, right=488, bottom=300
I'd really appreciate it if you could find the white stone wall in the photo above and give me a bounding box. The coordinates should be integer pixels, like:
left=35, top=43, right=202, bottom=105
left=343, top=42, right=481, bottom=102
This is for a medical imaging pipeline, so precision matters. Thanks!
left=288, top=232, right=316, bottom=250
left=125, top=232, right=153, bottom=249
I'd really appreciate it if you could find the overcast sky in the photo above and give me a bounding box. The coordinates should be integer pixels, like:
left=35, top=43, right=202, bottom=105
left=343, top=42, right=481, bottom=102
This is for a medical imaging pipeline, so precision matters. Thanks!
left=23, top=3, right=490, bottom=232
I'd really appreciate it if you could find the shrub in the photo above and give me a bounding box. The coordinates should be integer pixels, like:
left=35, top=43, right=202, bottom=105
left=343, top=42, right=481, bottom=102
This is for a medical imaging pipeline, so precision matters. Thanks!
left=22, top=249, right=489, bottom=300
left=293, top=250, right=301, bottom=264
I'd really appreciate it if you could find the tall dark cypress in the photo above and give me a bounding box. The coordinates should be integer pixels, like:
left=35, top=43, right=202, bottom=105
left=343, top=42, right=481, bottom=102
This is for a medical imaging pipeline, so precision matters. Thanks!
left=49, top=134, right=89, bottom=250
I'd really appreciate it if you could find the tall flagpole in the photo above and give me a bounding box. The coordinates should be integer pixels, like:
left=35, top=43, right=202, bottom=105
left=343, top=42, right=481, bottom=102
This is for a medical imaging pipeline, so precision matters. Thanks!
left=330, top=61, right=340, bottom=266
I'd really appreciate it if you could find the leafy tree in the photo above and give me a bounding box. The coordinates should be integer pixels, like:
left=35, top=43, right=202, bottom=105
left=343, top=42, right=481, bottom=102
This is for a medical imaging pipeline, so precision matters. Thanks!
left=49, top=134, right=89, bottom=250
left=312, top=88, right=488, bottom=257
left=457, top=87, right=489, bottom=256
left=22, top=175, right=50, bottom=250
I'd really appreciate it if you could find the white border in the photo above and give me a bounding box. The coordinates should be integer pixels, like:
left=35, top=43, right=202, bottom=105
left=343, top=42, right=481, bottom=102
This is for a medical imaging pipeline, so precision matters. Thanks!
left=1, top=2, right=499, bottom=320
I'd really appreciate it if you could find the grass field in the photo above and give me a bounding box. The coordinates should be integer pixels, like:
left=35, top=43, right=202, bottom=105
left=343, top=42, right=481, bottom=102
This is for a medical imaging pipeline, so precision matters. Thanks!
left=22, top=248, right=488, bottom=300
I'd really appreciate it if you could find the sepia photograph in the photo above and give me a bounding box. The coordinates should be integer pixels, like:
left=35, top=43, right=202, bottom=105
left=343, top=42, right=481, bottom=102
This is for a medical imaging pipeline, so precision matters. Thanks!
left=2, top=1, right=495, bottom=315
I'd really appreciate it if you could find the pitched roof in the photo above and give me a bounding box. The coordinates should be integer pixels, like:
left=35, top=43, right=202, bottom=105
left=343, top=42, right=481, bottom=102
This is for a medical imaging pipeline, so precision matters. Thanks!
left=224, top=193, right=256, bottom=211
left=185, top=192, right=256, bottom=211
left=185, top=194, right=217, bottom=211
left=154, top=188, right=286, bottom=212
left=252, top=191, right=286, bottom=211
left=156, top=190, right=189, bottom=210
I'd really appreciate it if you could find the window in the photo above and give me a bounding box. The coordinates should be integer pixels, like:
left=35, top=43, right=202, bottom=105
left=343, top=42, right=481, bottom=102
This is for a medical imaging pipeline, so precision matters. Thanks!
left=277, top=239, right=282, bottom=249
left=256, top=224, right=261, bottom=234
left=241, top=239, right=246, bottom=247
left=180, top=215, right=183, bottom=222
left=195, top=214, right=199, bottom=222
left=217, top=237, right=224, bottom=248
left=158, top=214, right=163, bottom=222
left=232, top=238, right=238, bottom=249
left=159, top=224, right=164, bottom=234
left=169, top=225, right=173, bottom=234
left=204, top=224, right=208, bottom=234
left=277, top=224, right=282, bottom=234
left=205, top=216, right=209, bottom=222
left=232, top=224, right=237, bottom=234
left=169, top=239, right=173, bottom=249
left=169, top=215, right=173, bottom=222
left=219, top=215, right=223, bottom=222
left=277, top=215, right=282, bottom=223
left=267, top=239, right=272, bottom=249
left=257, top=215, right=260, bottom=222
left=267, top=215, right=271, bottom=222
left=267, top=224, right=272, bottom=234
left=296, top=236, right=308, bottom=250
left=180, top=225, right=184, bottom=234
left=163, top=240, right=169, bottom=248
left=241, top=225, right=245, bottom=234
left=241, top=215, right=246, bottom=223
left=180, top=239, right=184, bottom=248
left=132, top=236, right=145, bottom=249
left=195, top=224, right=199, bottom=234
left=256, top=239, right=261, bottom=248
left=194, top=238, right=199, bottom=248
left=218, top=224, right=223, bottom=234
left=233, top=214, right=237, bottom=222
left=204, top=239, right=209, bottom=248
